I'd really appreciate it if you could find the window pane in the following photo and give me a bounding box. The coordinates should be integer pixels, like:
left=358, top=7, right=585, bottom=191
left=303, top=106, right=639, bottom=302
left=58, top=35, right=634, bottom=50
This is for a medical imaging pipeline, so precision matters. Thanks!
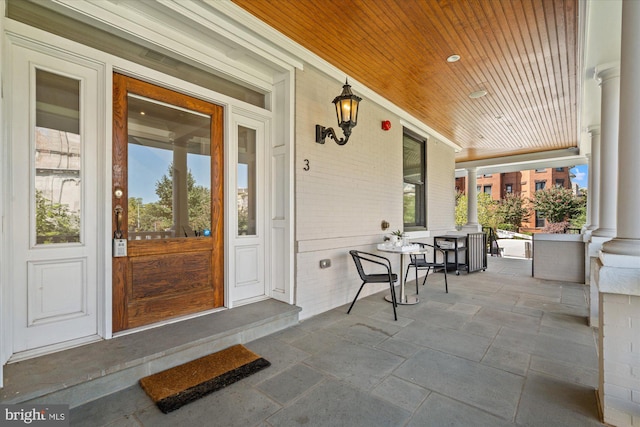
left=35, top=69, right=81, bottom=244
left=403, top=132, right=425, bottom=228
left=238, top=126, right=256, bottom=236
left=127, top=95, right=211, bottom=239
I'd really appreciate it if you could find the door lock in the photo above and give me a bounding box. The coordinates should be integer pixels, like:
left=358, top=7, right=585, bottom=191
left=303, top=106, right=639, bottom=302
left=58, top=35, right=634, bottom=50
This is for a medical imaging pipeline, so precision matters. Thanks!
left=113, top=204, right=127, bottom=257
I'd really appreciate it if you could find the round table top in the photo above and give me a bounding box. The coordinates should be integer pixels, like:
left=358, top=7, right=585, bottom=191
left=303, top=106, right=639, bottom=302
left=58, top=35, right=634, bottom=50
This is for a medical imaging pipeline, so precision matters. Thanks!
left=376, top=243, right=427, bottom=254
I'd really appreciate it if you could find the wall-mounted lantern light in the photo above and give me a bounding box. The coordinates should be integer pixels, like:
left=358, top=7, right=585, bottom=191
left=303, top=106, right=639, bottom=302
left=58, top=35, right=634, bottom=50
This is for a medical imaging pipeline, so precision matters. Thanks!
left=315, top=79, right=362, bottom=145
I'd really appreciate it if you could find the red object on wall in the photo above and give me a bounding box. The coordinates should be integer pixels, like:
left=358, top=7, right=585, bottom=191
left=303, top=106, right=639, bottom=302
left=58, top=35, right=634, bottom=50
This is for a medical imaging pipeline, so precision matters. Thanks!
left=381, top=120, right=392, bottom=131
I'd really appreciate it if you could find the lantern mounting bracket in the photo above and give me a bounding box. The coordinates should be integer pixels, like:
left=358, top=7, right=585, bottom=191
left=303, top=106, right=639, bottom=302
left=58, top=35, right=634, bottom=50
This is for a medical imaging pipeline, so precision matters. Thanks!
left=315, top=125, right=348, bottom=145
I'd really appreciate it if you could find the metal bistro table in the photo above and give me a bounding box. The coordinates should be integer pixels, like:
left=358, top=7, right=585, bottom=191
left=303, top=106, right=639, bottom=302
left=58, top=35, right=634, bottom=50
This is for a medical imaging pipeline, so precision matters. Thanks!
left=376, top=243, right=427, bottom=305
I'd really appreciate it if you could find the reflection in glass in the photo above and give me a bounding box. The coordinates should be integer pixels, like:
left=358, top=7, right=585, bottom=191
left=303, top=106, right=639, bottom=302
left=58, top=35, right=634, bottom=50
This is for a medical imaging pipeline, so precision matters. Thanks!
left=237, top=126, right=256, bottom=236
left=127, top=94, right=211, bottom=240
left=35, top=69, right=81, bottom=244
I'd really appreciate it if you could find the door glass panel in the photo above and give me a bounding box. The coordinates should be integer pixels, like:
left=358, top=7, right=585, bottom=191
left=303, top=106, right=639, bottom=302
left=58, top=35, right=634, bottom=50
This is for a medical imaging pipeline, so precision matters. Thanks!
left=35, top=69, right=81, bottom=244
left=127, top=94, right=211, bottom=240
left=237, top=126, right=256, bottom=236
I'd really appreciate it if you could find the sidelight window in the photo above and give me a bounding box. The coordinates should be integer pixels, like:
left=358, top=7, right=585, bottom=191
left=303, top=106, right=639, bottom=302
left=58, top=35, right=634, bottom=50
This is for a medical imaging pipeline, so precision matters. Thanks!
left=35, top=69, right=82, bottom=244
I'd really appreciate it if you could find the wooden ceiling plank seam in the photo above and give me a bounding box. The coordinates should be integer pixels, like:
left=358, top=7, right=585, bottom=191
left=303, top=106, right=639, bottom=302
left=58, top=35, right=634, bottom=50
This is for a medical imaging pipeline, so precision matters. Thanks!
left=456, top=0, right=544, bottom=150
left=476, top=0, right=552, bottom=147
left=387, top=0, right=490, bottom=144
left=500, top=0, right=557, bottom=147
left=534, top=0, right=565, bottom=148
left=541, top=0, right=567, bottom=148
left=554, top=0, right=572, bottom=145
left=558, top=0, right=578, bottom=145
left=431, top=20, right=516, bottom=145
left=482, top=0, right=549, bottom=148
left=544, top=0, right=569, bottom=145
left=510, top=1, right=553, bottom=148
left=564, top=0, right=578, bottom=143
left=465, top=0, right=545, bottom=146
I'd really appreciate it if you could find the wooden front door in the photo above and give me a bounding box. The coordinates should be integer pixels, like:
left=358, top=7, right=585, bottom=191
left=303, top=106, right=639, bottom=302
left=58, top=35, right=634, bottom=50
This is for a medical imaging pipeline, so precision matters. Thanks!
left=112, top=74, right=224, bottom=332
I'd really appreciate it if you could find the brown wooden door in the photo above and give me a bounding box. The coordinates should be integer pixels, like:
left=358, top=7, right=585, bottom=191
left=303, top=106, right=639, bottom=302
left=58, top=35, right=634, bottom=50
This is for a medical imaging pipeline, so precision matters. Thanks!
left=112, top=74, right=224, bottom=332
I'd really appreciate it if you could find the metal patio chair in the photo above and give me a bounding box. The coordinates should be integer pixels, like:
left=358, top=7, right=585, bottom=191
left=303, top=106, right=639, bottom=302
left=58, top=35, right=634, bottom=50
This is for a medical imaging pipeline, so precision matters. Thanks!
left=403, top=243, right=448, bottom=294
left=348, top=250, right=398, bottom=321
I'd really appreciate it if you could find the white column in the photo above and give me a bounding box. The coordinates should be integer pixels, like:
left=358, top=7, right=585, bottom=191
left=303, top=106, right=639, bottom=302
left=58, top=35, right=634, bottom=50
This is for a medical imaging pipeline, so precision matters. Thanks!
left=584, top=129, right=600, bottom=324
left=587, top=128, right=601, bottom=230
left=601, top=2, right=640, bottom=256
left=463, top=167, right=481, bottom=232
left=597, top=2, right=640, bottom=425
left=592, top=66, right=619, bottom=238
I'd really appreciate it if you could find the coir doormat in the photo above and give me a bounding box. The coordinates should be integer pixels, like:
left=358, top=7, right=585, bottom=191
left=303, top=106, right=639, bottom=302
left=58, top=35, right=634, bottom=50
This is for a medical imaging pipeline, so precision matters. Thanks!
left=139, top=344, right=270, bottom=413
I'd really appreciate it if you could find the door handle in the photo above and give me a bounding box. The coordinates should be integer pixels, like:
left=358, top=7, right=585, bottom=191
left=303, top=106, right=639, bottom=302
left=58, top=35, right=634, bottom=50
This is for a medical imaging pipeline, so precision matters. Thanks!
left=114, top=205, right=123, bottom=239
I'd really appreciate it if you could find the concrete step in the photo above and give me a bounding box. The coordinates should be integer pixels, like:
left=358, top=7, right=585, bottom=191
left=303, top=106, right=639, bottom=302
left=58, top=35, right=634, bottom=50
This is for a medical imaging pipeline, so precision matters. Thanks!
left=0, top=299, right=300, bottom=408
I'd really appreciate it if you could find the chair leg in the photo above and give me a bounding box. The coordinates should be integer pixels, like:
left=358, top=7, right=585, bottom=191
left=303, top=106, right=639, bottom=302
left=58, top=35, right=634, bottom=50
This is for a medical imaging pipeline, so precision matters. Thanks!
left=443, top=267, right=448, bottom=293
left=422, top=266, right=431, bottom=287
left=388, top=281, right=398, bottom=321
left=347, top=282, right=367, bottom=314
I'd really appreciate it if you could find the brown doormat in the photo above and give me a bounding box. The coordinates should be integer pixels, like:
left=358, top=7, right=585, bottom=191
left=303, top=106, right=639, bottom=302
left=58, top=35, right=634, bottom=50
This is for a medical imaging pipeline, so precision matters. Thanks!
left=139, top=344, right=270, bottom=413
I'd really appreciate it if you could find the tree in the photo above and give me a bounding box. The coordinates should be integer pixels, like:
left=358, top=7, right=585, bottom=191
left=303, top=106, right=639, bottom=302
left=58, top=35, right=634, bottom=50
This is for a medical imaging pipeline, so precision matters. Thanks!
left=148, top=163, right=211, bottom=233
left=530, top=186, right=584, bottom=224
left=454, top=191, right=503, bottom=229
left=477, top=192, right=501, bottom=230
left=497, top=192, right=530, bottom=231
left=455, top=191, right=467, bottom=227
left=570, top=189, right=587, bottom=229
left=35, top=190, right=80, bottom=243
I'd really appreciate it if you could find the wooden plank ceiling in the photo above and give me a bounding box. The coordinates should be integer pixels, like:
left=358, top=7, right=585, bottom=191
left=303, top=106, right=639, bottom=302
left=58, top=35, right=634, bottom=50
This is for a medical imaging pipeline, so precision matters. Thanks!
left=232, top=0, right=578, bottom=163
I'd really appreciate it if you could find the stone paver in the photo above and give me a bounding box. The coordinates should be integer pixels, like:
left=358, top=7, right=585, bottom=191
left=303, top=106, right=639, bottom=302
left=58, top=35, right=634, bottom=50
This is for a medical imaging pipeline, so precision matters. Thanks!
left=70, top=257, right=603, bottom=426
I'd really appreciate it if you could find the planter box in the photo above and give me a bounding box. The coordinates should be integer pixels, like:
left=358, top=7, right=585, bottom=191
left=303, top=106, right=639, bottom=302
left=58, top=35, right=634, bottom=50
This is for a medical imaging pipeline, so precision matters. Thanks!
left=532, top=233, right=585, bottom=283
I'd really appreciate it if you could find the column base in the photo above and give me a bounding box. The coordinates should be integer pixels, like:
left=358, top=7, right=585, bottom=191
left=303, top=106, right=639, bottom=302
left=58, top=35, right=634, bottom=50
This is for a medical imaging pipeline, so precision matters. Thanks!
left=591, top=227, right=616, bottom=239
left=596, top=250, right=640, bottom=426
left=602, top=237, right=640, bottom=257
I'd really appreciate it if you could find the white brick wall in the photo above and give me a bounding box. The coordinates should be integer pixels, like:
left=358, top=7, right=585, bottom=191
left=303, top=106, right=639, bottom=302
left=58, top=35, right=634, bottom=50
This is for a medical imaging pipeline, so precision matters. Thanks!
left=294, top=67, right=457, bottom=319
left=427, top=139, right=456, bottom=233
left=600, top=292, right=640, bottom=426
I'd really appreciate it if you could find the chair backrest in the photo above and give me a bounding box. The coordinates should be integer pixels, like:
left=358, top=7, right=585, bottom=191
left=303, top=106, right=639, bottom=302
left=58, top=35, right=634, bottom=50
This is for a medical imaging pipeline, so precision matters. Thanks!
left=349, top=250, right=367, bottom=280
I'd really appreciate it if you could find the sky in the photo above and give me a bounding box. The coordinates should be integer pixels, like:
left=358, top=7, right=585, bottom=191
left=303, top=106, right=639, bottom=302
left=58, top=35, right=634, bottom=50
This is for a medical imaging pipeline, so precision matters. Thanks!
left=570, top=165, right=588, bottom=189
left=129, top=144, right=215, bottom=203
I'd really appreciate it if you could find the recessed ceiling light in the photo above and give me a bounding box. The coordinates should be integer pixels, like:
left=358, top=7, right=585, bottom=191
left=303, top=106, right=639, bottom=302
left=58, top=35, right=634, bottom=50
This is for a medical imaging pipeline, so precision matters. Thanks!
left=447, top=54, right=461, bottom=63
left=469, top=90, right=488, bottom=99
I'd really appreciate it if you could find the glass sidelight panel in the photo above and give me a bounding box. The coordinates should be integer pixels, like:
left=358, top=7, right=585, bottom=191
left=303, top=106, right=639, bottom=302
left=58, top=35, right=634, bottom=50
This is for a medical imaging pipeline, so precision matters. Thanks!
left=127, top=94, right=211, bottom=239
left=237, top=126, right=256, bottom=236
left=35, top=69, right=81, bottom=244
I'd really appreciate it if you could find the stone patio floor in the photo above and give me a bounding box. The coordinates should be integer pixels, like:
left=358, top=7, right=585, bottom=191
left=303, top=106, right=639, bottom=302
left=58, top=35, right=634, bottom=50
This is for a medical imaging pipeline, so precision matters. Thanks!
left=71, top=256, right=603, bottom=426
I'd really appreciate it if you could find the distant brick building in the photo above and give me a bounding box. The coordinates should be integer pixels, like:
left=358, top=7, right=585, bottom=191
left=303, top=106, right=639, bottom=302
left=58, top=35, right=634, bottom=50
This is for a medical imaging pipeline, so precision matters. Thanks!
left=455, top=167, right=572, bottom=231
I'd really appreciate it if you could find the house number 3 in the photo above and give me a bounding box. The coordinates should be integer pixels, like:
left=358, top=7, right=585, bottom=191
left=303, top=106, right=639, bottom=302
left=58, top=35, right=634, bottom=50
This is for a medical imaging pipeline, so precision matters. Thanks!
left=303, top=159, right=310, bottom=171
